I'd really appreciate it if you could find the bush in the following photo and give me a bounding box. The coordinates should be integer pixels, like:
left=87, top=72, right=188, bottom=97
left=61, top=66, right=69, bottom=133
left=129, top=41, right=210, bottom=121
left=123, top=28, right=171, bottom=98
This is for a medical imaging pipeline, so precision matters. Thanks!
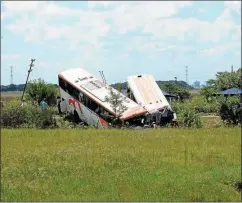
left=1, top=100, right=57, bottom=129
left=172, top=101, right=202, bottom=128
left=177, top=108, right=202, bottom=128
left=25, top=78, right=58, bottom=106
left=1, top=99, right=27, bottom=128
left=219, top=96, right=241, bottom=126
left=24, top=105, right=57, bottom=129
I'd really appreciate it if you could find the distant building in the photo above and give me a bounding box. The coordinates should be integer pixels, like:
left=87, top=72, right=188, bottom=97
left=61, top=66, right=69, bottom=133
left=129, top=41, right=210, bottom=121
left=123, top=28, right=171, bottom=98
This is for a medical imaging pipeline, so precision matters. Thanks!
left=218, top=88, right=242, bottom=96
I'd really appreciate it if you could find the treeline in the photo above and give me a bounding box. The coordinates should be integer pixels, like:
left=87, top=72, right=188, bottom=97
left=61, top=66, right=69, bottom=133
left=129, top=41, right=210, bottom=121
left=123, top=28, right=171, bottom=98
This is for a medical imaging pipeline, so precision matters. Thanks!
left=111, top=80, right=194, bottom=90
left=1, top=80, right=193, bottom=92
left=1, top=84, right=59, bottom=92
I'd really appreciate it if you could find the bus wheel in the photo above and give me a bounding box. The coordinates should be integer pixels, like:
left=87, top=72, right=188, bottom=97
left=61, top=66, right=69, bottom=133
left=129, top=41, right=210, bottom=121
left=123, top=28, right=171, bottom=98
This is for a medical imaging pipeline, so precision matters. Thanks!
left=73, top=111, right=80, bottom=124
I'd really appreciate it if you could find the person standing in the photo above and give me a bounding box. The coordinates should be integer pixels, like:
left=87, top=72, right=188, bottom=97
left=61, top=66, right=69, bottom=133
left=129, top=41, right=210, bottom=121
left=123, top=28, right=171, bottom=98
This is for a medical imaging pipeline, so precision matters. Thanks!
left=40, top=98, right=48, bottom=110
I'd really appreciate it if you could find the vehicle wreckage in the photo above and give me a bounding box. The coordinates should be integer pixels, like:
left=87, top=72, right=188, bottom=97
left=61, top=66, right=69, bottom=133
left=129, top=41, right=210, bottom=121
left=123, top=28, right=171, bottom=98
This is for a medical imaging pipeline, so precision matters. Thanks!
left=57, top=68, right=177, bottom=128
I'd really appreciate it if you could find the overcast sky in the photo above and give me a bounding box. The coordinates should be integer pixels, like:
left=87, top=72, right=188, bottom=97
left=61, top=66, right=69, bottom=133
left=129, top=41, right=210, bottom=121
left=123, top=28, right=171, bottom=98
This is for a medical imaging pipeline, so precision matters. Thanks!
left=1, top=1, right=241, bottom=85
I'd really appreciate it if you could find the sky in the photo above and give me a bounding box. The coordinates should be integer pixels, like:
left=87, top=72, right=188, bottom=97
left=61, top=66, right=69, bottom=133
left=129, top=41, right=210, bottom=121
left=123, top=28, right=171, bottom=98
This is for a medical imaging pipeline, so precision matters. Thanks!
left=1, top=1, right=241, bottom=86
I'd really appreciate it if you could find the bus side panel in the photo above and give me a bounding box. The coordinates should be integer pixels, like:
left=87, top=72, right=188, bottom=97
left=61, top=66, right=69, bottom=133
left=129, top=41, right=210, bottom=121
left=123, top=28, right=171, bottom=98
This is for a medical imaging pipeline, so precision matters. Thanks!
left=78, top=103, right=107, bottom=128
left=59, top=88, right=107, bottom=128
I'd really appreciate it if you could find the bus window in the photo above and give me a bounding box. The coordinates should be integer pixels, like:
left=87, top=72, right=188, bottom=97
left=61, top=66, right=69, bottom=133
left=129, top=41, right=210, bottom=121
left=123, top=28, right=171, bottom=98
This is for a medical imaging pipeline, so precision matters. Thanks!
left=78, top=92, right=84, bottom=102
left=66, top=83, right=74, bottom=96
left=72, top=88, right=79, bottom=99
left=59, top=77, right=66, bottom=91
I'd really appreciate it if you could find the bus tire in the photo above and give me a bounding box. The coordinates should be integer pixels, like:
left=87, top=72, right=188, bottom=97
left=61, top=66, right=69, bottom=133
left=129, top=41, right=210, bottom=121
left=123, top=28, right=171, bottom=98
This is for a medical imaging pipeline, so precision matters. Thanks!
left=73, top=111, right=80, bottom=124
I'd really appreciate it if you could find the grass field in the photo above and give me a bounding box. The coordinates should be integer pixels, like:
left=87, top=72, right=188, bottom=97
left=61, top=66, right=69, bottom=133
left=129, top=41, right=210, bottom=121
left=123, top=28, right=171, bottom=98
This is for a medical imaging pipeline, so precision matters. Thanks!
left=1, top=128, right=241, bottom=202
left=1, top=91, right=22, bottom=97
left=1, top=91, right=22, bottom=105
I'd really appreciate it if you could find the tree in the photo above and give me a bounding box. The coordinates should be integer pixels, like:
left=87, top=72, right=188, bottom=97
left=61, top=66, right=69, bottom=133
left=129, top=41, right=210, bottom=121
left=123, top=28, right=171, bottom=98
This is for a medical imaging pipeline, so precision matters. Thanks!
left=25, top=78, right=58, bottom=105
left=219, top=97, right=241, bottom=125
left=192, top=81, right=201, bottom=89
left=215, top=68, right=241, bottom=90
left=200, top=68, right=241, bottom=101
left=160, top=82, right=180, bottom=94
left=104, top=87, right=127, bottom=124
left=160, top=82, right=191, bottom=102
left=116, top=83, right=123, bottom=92
left=200, top=79, right=218, bottom=102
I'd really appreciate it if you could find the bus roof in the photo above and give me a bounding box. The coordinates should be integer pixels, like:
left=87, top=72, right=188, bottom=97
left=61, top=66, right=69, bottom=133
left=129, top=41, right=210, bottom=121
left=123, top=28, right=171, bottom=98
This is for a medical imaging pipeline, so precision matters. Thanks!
left=127, top=74, right=171, bottom=113
left=58, top=68, right=147, bottom=120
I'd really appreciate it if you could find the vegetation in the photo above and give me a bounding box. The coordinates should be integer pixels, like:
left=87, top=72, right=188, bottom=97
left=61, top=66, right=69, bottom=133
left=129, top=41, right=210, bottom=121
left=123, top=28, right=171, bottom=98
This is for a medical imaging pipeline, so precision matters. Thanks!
left=0, top=84, right=58, bottom=92
left=111, top=80, right=194, bottom=91
left=1, top=99, right=57, bottom=129
left=160, top=82, right=191, bottom=101
left=200, top=79, right=218, bottom=102
left=2, top=128, right=241, bottom=202
left=105, top=87, right=127, bottom=121
left=201, top=68, right=241, bottom=101
left=199, top=67, right=241, bottom=125
left=1, top=79, right=194, bottom=93
left=219, top=96, right=241, bottom=125
left=215, top=68, right=241, bottom=90
left=201, top=116, right=224, bottom=129
left=25, top=78, right=58, bottom=105
left=172, top=99, right=202, bottom=128
left=192, top=80, right=201, bottom=89
left=1, top=68, right=241, bottom=201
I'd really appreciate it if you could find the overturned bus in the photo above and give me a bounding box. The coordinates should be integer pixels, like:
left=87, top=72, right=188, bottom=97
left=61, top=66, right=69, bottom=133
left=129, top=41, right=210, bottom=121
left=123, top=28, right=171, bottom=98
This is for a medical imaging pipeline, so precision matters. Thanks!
left=127, top=74, right=176, bottom=126
left=57, top=68, right=148, bottom=128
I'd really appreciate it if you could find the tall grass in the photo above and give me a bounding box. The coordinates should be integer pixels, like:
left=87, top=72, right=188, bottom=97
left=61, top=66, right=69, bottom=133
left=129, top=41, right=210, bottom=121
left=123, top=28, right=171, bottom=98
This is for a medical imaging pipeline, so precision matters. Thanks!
left=1, top=128, right=241, bottom=202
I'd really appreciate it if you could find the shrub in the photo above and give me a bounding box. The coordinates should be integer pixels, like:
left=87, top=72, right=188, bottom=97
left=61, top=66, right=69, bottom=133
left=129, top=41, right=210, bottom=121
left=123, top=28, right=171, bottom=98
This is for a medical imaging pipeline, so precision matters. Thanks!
left=1, top=100, right=57, bottom=129
left=219, top=96, right=241, bottom=126
left=172, top=101, right=202, bottom=128
left=177, top=108, right=202, bottom=128
left=23, top=105, right=57, bottom=129
left=1, top=99, right=27, bottom=128
left=25, top=78, right=58, bottom=106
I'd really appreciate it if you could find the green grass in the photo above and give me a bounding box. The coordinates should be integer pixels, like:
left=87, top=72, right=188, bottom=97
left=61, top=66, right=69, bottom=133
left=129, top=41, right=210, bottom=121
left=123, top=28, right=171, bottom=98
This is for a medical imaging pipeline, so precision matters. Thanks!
left=1, top=91, right=22, bottom=98
left=1, top=91, right=22, bottom=105
left=201, top=116, right=224, bottom=128
left=1, top=128, right=241, bottom=202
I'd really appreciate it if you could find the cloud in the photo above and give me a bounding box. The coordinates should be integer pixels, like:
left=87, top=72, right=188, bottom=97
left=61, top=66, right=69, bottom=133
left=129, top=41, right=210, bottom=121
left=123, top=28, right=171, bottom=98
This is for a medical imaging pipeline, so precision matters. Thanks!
left=3, top=1, right=40, bottom=13
left=200, top=42, right=239, bottom=56
left=2, top=54, right=21, bottom=61
left=1, top=12, right=6, bottom=20
left=224, top=1, right=241, bottom=14
left=2, top=1, right=241, bottom=59
left=39, top=3, right=82, bottom=17
left=108, top=1, right=193, bottom=35
left=198, top=8, right=204, bottom=13
left=37, top=61, right=50, bottom=69
left=87, top=1, right=121, bottom=9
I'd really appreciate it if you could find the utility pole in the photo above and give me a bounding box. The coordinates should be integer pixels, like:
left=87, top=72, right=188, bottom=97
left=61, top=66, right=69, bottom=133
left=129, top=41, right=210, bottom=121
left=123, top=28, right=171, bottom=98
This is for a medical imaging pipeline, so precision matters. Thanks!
left=10, top=65, right=13, bottom=85
left=231, top=65, right=234, bottom=73
left=185, top=66, right=188, bottom=84
left=21, top=58, right=35, bottom=102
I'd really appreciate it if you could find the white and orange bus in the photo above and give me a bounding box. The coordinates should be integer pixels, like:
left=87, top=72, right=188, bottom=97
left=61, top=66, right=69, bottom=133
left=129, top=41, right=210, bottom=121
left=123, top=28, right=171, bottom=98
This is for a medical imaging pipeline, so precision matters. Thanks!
left=57, top=68, right=148, bottom=128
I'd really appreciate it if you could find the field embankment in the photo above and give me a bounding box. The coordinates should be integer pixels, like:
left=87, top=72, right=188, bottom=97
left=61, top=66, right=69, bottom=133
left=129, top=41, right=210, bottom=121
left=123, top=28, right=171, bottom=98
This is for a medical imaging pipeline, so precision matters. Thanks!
left=1, top=128, right=241, bottom=202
